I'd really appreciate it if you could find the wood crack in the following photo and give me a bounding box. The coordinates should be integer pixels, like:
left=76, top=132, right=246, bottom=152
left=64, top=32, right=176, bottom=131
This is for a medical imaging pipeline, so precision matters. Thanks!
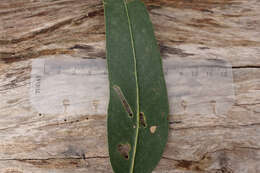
left=0, top=8, right=103, bottom=46
left=162, top=146, right=260, bottom=171
left=0, top=156, right=109, bottom=162
left=170, top=123, right=260, bottom=131
left=0, top=48, right=73, bottom=64
left=0, top=119, right=259, bottom=132
left=162, top=146, right=260, bottom=162
left=0, top=18, right=74, bottom=45
left=232, top=65, right=260, bottom=69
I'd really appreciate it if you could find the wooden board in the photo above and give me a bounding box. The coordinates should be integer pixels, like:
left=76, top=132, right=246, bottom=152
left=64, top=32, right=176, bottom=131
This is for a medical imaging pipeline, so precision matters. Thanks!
left=0, top=0, right=260, bottom=172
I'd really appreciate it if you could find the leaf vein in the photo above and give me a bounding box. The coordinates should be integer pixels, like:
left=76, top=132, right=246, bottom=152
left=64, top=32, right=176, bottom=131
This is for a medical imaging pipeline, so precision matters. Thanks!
left=122, top=0, right=140, bottom=172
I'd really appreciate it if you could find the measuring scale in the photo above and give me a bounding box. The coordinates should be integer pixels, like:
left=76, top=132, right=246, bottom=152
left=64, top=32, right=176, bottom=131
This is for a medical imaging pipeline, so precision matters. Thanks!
left=30, top=56, right=234, bottom=117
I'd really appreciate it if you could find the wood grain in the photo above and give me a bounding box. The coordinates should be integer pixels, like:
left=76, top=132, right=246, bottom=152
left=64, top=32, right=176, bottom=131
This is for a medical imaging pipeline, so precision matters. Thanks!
left=0, top=0, right=260, bottom=172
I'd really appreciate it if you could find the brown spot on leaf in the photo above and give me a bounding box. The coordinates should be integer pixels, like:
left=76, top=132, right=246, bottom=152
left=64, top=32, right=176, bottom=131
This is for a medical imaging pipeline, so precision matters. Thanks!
left=113, top=85, right=133, bottom=117
left=139, top=112, right=147, bottom=127
left=118, top=143, right=131, bottom=160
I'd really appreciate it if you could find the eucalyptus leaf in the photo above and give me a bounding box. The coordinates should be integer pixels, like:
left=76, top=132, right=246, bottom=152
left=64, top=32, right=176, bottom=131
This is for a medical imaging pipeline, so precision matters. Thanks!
left=104, top=0, right=169, bottom=172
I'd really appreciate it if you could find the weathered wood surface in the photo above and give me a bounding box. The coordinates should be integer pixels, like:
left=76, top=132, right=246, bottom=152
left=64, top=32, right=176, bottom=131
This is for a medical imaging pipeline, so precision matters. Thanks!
left=0, top=0, right=260, bottom=172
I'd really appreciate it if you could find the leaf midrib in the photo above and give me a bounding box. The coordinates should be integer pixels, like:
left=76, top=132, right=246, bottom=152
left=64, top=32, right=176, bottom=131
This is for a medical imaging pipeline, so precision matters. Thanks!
left=122, top=0, right=140, bottom=173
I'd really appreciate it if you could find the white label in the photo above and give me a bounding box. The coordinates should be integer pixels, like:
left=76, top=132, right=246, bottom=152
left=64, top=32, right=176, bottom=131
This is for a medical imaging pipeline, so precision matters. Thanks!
left=30, top=56, right=109, bottom=115
left=30, top=56, right=234, bottom=116
left=164, top=58, right=234, bottom=116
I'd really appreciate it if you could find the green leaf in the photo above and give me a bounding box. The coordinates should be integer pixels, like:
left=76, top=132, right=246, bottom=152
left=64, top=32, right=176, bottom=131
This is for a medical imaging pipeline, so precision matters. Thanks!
left=104, top=0, right=169, bottom=172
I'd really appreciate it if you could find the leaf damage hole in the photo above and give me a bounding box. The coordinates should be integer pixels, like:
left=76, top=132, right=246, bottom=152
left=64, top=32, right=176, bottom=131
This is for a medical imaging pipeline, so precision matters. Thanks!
left=139, top=112, right=147, bottom=127
left=117, top=143, right=131, bottom=160
left=150, top=126, right=157, bottom=134
left=113, top=85, right=133, bottom=117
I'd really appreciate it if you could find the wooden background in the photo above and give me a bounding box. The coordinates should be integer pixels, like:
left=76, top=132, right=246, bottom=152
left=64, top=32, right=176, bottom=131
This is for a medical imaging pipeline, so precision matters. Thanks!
left=0, top=0, right=260, bottom=172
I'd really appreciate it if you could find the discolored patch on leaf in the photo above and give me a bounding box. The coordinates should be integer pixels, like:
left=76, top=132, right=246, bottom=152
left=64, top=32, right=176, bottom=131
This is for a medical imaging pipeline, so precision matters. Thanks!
left=139, top=112, right=147, bottom=127
left=118, top=143, right=131, bottom=160
left=150, top=126, right=157, bottom=134
left=113, top=85, right=133, bottom=117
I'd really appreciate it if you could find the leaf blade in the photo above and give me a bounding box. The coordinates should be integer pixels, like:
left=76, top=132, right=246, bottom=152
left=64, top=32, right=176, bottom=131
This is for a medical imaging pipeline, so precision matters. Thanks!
left=104, top=0, right=169, bottom=173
